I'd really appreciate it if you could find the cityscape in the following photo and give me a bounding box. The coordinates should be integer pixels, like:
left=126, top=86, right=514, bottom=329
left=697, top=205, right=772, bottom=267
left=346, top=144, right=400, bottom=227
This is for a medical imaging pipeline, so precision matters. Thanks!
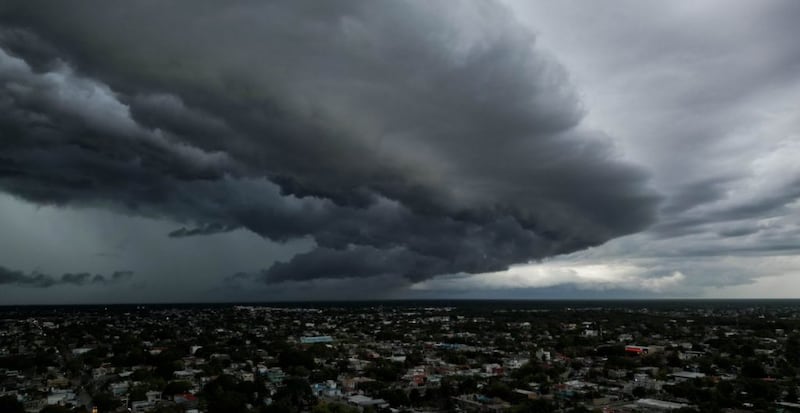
left=3, top=301, right=800, bottom=412
left=2, top=1, right=800, bottom=412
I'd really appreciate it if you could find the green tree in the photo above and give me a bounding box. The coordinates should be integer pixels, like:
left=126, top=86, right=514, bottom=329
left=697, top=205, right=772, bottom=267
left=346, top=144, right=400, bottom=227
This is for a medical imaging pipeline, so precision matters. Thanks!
left=163, top=380, right=193, bottom=396
left=202, top=375, right=250, bottom=413
left=272, top=378, right=315, bottom=410
left=510, top=398, right=555, bottom=413
left=39, top=406, right=73, bottom=413
left=311, top=401, right=359, bottom=413
left=92, top=392, right=121, bottom=412
left=279, top=348, right=316, bottom=370
left=151, top=405, right=185, bottom=413
left=741, top=360, right=766, bottom=378
left=129, top=384, right=149, bottom=402
left=379, top=389, right=410, bottom=407
left=632, top=386, right=647, bottom=398
left=0, top=396, right=24, bottom=413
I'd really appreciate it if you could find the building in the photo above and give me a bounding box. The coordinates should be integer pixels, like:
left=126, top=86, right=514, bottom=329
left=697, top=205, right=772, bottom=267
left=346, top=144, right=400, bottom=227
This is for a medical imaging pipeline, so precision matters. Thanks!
left=301, top=336, right=334, bottom=344
left=347, top=394, right=388, bottom=409
left=625, top=345, right=662, bottom=355
left=669, top=371, right=706, bottom=381
left=632, top=398, right=691, bottom=411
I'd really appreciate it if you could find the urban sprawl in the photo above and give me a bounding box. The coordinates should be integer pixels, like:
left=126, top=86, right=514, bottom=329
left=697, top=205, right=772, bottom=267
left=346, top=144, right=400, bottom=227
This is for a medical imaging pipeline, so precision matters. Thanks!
left=1, top=301, right=800, bottom=413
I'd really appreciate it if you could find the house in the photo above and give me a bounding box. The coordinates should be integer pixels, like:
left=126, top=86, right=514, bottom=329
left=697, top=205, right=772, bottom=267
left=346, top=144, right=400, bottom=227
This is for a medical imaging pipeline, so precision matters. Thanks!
left=46, top=389, right=76, bottom=406
left=625, top=345, right=662, bottom=355
left=265, top=368, right=285, bottom=383
left=347, top=394, right=388, bottom=409
left=131, top=400, right=155, bottom=413
left=311, top=381, right=342, bottom=398
left=669, top=371, right=705, bottom=382
left=483, top=363, right=504, bottom=376
left=632, top=398, right=691, bottom=411
left=453, top=394, right=511, bottom=412
left=300, top=336, right=334, bottom=344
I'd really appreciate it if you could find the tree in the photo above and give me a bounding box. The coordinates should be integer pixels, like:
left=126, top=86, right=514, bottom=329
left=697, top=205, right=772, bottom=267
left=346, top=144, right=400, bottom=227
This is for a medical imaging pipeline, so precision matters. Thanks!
left=151, top=405, right=185, bottom=413
left=311, top=402, right=359, bottom=413
left=409, top=389, right=422, bottom=406
left=485, top=381, right=513, bottom=401
left=786, top=336, right=800, bottom=367
left=202, top=375, right=250, bottom=413
left=273, top=378, right=315, bottom=410
left=163, top=380, right=193, bottom=396
left=741, top=360, right=766, bottom=378
left=91, top=392, right=121, bottom=412
left=279, top=348, right=316, bottom=371
left=154, top=359, right=184, bottom=380
left=365, top=360, right=403, bottom=382
left=0, top=396, right=24, bottom=413
left=787, top=381, right=799, bottom=403
left=632, top=386, right=647, bottom=398
left=510, top=399, right=555, bottom=413
left=129, top=384, right=149, bottom=402
left=39, top=406, right=73, bottom=413
left=457, top=377, right=478, bottom=394
left=379, top=389, right=410, bottom=407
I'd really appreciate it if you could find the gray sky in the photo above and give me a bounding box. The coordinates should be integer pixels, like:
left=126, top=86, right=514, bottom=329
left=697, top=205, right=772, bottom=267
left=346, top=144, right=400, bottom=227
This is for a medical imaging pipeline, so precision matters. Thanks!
left=0, top=1, right=798, bottom=303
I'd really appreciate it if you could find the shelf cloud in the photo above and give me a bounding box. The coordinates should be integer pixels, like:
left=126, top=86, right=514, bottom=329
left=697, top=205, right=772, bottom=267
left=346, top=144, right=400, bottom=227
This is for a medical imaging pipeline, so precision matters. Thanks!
left=0, top=1, right=657, bottom=284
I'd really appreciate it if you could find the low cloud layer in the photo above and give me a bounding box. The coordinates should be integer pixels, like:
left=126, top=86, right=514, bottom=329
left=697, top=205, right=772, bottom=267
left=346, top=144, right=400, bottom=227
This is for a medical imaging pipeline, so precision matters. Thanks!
left=0, top=265, right=132, bottom=288
left=0, top=1, right=657, bottom=285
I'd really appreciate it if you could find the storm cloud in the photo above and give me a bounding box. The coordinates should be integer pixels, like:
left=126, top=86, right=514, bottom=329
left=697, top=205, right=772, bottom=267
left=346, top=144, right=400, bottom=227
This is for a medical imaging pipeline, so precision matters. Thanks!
left=0, top=1, right=657, bottom=284
left=0, top=265, right=132, bottom=288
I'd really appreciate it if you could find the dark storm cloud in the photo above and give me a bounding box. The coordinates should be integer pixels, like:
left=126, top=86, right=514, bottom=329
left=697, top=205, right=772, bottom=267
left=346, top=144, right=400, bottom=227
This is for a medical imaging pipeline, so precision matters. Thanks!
left=263, top=247, right=453, bottom=284
left=168, top=223, right=239, bottom=238
left=0, top=265, right=132, bottom=288
left=0, top=1, right=658, bottom=283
